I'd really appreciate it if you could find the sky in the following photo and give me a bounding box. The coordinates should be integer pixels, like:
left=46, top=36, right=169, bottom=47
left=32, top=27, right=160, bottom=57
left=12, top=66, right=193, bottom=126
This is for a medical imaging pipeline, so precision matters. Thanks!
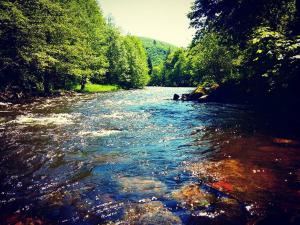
left=97, top=0, right=195, bottom=47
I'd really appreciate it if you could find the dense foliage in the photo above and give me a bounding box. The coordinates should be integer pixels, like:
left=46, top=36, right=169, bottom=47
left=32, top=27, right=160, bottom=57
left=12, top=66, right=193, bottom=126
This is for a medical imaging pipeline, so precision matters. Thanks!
left=152, top=0, right=300, bottom=111
left=151, top=33, right=238, bottom=87
left=148, top=34, right=237, bottom=87
left=1, top=0, right=299, bottom=110
left=139, top=37, right=180, bottom=86
left=186, top=0, right=300, bottom=107
left=0, top=0, right=149, bottom=96
left=139, top=37, right=177, bottom=67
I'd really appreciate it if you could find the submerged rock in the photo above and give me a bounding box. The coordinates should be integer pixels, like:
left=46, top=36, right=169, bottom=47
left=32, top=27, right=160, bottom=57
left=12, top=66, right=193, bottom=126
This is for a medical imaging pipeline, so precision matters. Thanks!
left=185, top=158, right=282, bottom=211
left=210, top=197, right=245, bottom=225
left=171, top=183, right=244, bottom=224
left=6, top=215, right=44, bottom=225
left=210, top=181, right=234, bottom=193
left=124, top=200, right=182, bottom=225
left=41, top=188, right=85, bottom=207
left=119, top=177, right=167, bottom=196
left=138, top=210, right=182, bottom=225
left=272, top=138, right=300, bottom=147
left=186, top=159, right=244, bottom=188
left=172, top=184, right=214, bottom=209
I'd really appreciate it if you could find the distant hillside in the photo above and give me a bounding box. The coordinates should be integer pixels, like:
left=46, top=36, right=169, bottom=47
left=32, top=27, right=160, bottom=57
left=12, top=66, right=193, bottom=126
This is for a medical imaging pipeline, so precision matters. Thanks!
left=139, top=37, right=178, bottom=67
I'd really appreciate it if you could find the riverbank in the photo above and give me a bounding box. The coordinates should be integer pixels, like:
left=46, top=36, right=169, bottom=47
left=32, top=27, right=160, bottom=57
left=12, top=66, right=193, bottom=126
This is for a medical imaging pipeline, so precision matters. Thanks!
left=0, top=84, right=120, bottom=104
left=179, top=81, right=300, bottom=113
left=175, top=82, right=300, bottom=139
left=74, top=83, right=120, bottom=93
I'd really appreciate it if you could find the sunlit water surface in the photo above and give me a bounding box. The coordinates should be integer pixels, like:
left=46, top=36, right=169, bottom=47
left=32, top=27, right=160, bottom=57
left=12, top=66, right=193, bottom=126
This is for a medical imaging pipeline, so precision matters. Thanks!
left=0, top=87, right=300, bottom=225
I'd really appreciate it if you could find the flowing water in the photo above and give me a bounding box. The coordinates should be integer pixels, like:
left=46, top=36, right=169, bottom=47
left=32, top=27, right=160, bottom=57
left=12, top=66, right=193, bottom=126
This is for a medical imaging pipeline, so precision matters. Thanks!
left=0, top=87, right=300, bottom=225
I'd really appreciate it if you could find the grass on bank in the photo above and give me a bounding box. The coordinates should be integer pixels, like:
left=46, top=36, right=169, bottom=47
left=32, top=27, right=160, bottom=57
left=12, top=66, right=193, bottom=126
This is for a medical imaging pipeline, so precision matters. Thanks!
left=74, top=83, right=120, bottom=93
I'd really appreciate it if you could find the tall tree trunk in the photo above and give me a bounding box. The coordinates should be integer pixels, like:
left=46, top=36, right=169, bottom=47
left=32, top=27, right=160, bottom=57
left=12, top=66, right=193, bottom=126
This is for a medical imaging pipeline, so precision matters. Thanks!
left=81, top=75, right=87, bottom=91
left=295, top=0, right=300, bottom=35
left=43, top=73, right=50, bottom=95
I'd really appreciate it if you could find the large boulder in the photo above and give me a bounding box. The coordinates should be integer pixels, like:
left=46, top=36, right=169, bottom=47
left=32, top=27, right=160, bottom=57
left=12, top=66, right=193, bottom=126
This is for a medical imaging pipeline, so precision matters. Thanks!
left=173, top=94, right=180, bottom=100
left=181, top=94, right=191, bottom=101
left=180, top=84, right=220, bottom=102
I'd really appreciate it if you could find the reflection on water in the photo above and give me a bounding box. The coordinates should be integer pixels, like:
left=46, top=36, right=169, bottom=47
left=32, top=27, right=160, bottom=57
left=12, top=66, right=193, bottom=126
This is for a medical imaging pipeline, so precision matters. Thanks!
left=0, top=87, right=300, bottom=225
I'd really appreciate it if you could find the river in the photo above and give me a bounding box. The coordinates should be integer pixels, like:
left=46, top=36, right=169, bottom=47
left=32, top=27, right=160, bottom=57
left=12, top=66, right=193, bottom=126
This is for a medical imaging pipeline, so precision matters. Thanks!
left=0, top=87, right=300, bottom=225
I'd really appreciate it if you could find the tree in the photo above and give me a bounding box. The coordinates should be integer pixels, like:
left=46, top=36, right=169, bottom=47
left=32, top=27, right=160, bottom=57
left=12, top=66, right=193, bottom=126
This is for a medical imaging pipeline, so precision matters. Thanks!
left=120, top=36, right=149, bottom=88
left=0, top=0, right=152, bottom=95
left=187, top=0, right=300, bottom=107
left=139, top=37, right=177, bottom=67
left=149, top=66, right=163, bottom=86
left=103, top=24, right=124, bottom=84
left=0, top=0, right=68, bottom=93
left=188, top=0, right=297, bottom=45
left=147, top=56, right=153, bottom=75
left=0, top=0, right=111, bottom=94
left=189, top=33, right=238, bottom=84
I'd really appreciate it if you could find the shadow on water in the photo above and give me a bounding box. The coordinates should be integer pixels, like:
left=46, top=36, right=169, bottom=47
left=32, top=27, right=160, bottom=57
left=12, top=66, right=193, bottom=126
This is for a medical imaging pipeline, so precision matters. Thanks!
left=0, top=87, right=300, bottom=224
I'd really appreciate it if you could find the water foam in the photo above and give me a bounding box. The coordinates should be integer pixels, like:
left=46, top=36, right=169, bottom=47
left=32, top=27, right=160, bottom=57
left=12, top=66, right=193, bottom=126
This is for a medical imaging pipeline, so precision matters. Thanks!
left=78, top=129, right=121, bottom=137
left=12, top=113, right=75, bottom=126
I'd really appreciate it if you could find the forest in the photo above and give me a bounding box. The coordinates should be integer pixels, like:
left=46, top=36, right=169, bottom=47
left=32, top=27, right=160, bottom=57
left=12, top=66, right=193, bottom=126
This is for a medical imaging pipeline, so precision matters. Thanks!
left=152, top=0, right=300, bottom=112
left=1, top=1, right=300, bottom=224
left=139, top=37, right=177, bottom=67
left=0, top=0, right=149, bottom=98
left=0, top=0, right=299, bottom=111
